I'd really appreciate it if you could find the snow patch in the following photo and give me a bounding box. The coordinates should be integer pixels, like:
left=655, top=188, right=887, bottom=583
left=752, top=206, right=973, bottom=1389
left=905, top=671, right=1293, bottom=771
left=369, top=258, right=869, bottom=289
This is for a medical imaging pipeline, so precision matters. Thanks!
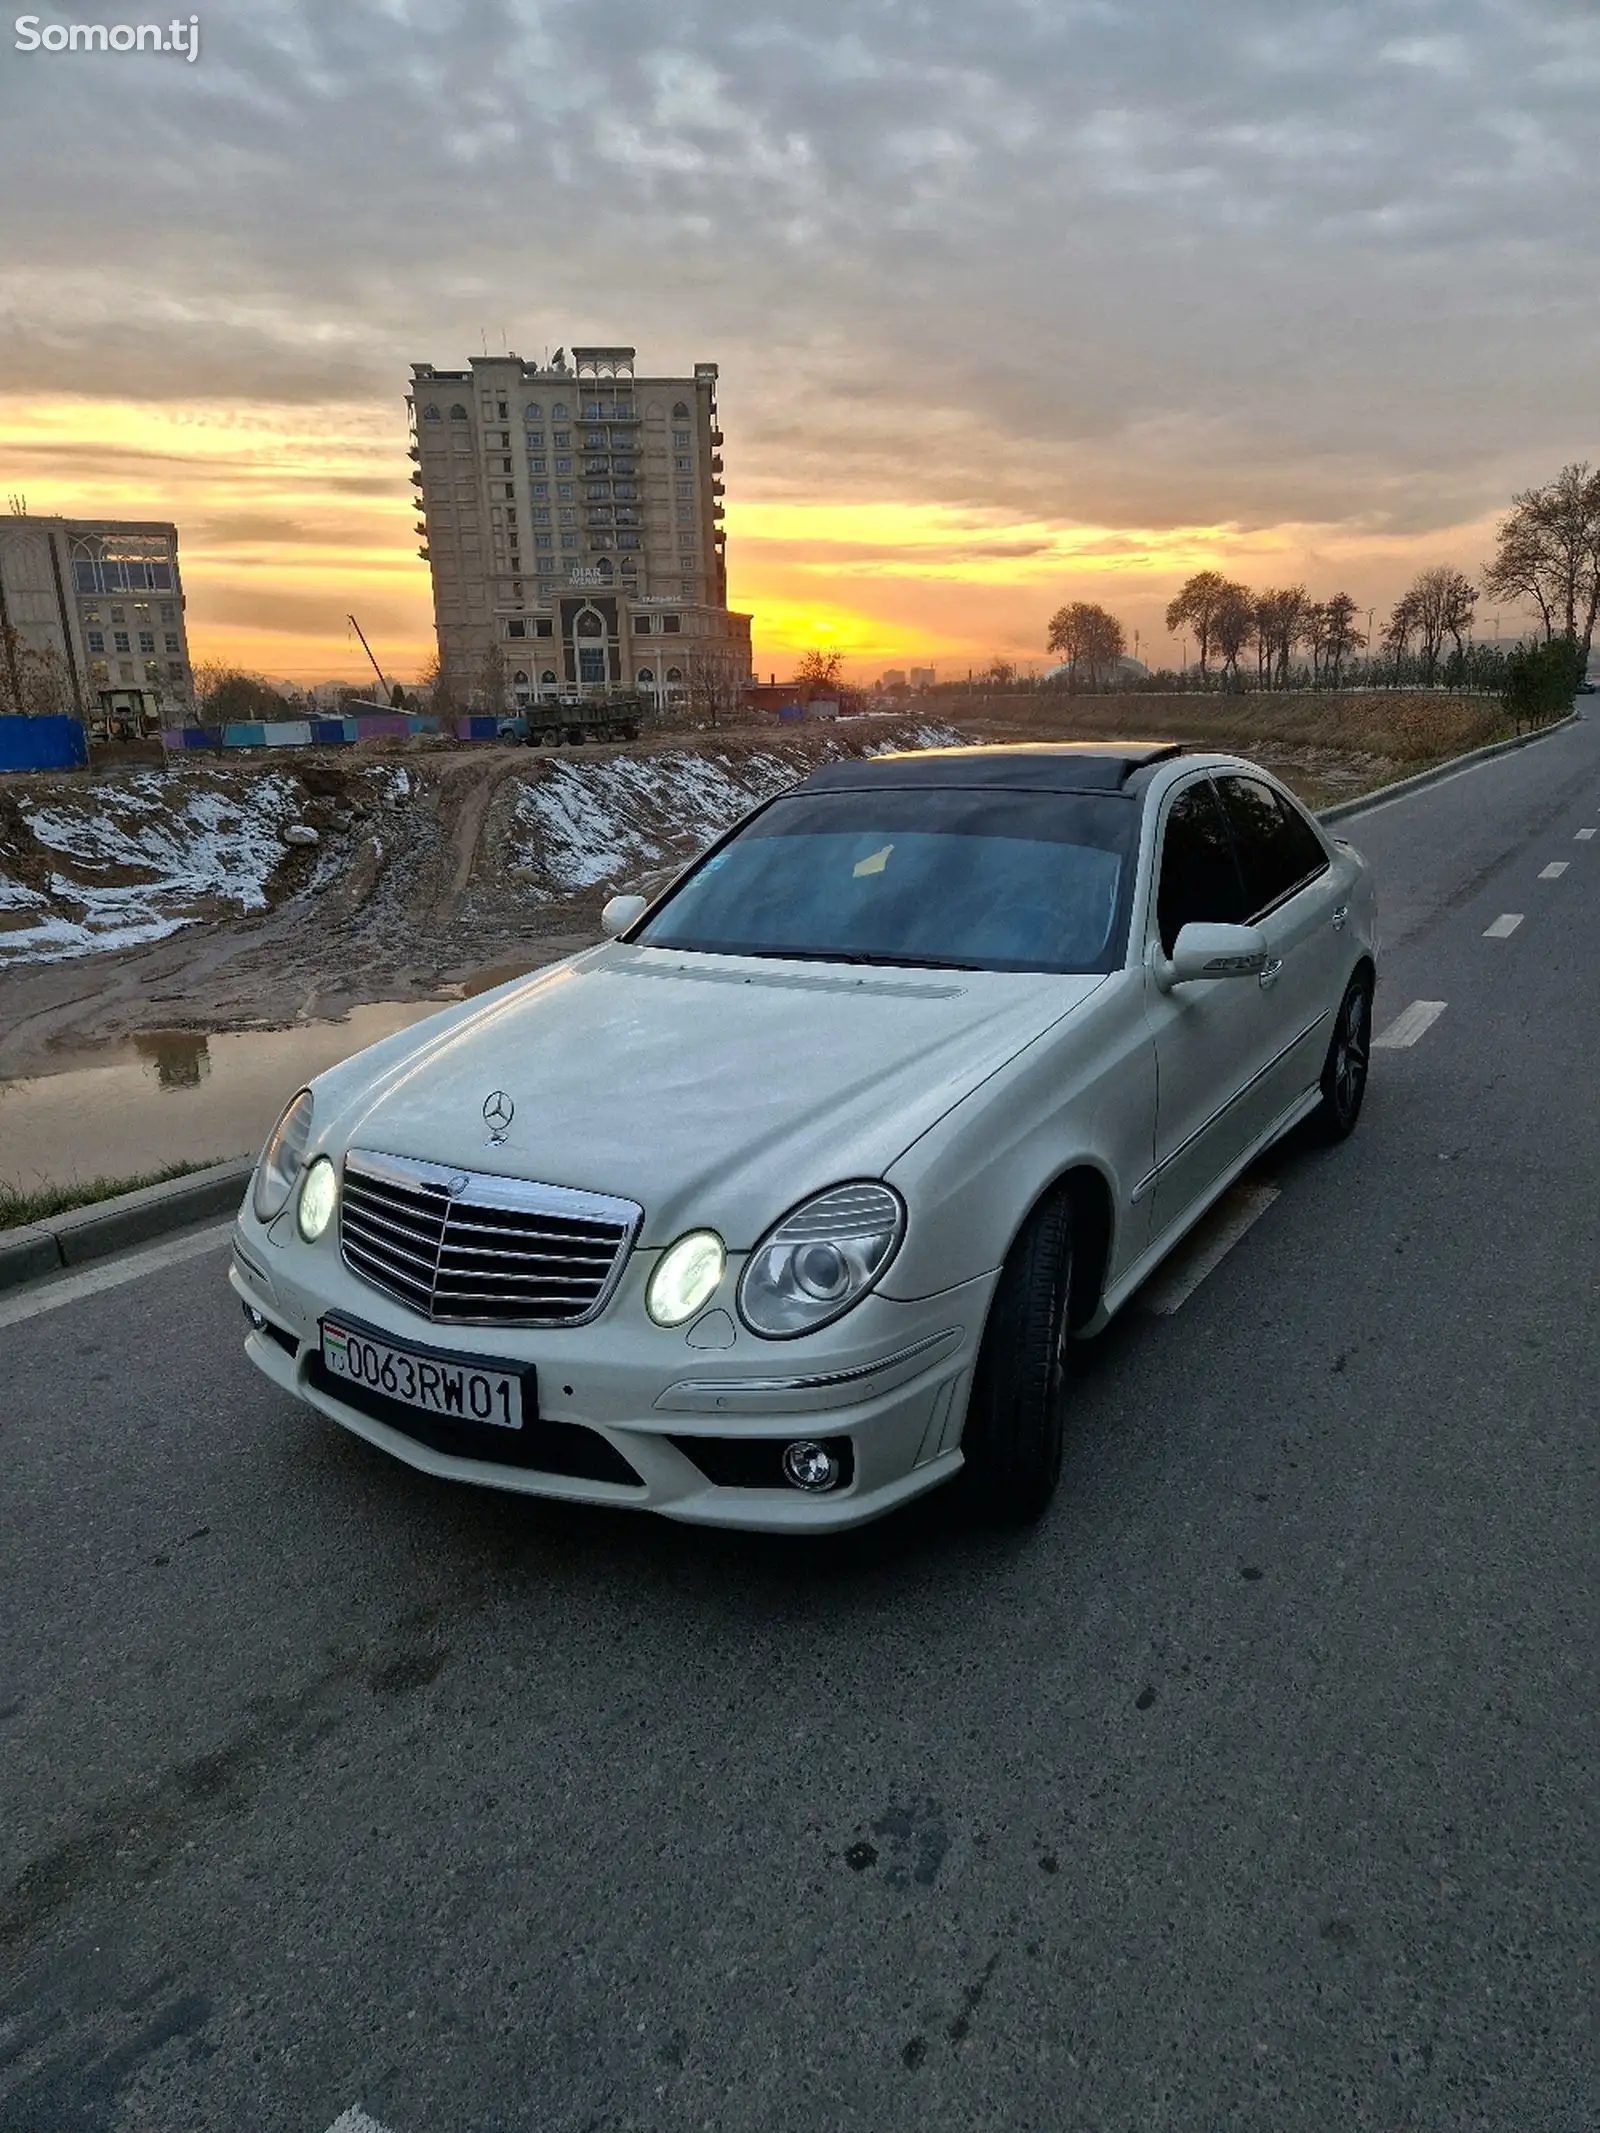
left=509, top=748, right=813, bottom=895
left=0, top=770, right=302, bottom=967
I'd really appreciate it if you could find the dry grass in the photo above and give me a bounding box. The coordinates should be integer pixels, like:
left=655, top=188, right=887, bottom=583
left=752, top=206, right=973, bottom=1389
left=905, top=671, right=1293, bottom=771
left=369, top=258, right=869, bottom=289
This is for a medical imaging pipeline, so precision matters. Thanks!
left=941, top=689, right=1516, bottom=808
left=0, top=1158, right=224, bottom=1232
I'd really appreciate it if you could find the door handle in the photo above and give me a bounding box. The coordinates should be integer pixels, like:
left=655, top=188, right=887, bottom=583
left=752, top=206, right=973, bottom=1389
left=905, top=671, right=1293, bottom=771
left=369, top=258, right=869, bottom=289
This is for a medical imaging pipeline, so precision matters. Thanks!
left=1331, top=904, right=1349, bottom=931
left=1258, top=956, right=1284, bottom=989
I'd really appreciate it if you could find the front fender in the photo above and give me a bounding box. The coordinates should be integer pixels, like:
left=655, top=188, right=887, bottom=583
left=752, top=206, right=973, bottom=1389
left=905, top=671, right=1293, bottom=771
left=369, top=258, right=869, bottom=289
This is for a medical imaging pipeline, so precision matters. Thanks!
left=880, top=971, right=1153, bottom=1301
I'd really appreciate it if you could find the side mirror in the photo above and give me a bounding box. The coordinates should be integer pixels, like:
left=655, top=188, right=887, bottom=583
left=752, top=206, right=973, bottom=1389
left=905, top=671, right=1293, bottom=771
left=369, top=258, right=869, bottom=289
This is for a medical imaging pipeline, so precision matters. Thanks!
left=1157, top=921, right=1268, bottom=990
left=600, top=893, right=648, bottom=938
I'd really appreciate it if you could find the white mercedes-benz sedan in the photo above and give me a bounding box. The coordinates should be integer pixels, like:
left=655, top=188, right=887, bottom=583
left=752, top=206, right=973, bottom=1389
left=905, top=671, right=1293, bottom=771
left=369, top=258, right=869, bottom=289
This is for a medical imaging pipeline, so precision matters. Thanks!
left=231, top=742, right=1377, bottom=1530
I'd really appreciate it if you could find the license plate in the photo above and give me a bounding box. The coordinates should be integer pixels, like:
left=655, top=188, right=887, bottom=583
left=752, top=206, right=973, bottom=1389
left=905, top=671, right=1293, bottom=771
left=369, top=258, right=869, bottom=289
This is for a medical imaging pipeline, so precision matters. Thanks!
left=320, top=1320, right=524, bottom=1431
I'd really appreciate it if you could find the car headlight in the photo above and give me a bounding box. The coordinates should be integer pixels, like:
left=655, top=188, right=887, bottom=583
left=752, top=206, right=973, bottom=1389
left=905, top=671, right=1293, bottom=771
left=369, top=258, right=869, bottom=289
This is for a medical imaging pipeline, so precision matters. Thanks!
left=296, top=1156, right=339, bottom=1242
left=252, top=1089, right=314, bottom=1223
left=737, top=1183, right=905, bottom=1339
left=646, top=1230, right=727, bottom=1327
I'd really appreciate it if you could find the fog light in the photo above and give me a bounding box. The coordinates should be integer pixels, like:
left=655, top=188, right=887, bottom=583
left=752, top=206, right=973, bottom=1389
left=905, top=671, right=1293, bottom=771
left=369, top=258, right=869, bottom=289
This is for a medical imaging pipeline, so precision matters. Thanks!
left=783, top=1440, right=840, bottom=1493
left=296, top=1155, right=338, bottom=1242
left=242, top=1303, right=267, bottom=1331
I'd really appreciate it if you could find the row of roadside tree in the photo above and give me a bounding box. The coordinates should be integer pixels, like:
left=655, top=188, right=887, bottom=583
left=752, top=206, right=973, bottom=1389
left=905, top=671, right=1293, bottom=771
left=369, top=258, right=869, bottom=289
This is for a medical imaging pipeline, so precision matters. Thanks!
left=1038, top=462, right=1600, bottom=698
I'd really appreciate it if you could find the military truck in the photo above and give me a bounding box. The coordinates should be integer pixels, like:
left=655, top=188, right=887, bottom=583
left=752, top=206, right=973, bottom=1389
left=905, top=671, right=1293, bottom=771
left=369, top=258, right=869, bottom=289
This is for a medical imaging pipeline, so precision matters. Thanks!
left=520, top=692, right=645, bottom=747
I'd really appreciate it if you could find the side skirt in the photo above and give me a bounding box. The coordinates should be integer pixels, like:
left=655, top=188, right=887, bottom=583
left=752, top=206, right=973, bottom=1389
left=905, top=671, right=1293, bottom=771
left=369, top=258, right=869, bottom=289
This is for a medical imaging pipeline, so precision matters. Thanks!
left=1074, top=1081, right=1323, bottom=1337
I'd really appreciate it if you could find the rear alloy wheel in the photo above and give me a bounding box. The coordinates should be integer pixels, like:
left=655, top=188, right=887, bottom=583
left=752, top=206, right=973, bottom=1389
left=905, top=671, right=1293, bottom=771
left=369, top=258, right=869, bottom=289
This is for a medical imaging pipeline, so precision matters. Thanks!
left=959, top=1189, right=1074, bottom=1523
left=1314, top=972, right=1372, bottom=1142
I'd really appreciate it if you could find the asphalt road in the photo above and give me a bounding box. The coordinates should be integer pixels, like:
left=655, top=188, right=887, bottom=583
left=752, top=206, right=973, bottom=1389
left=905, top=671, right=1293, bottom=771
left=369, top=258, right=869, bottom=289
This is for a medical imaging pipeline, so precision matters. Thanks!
left=3, top=719, right=1596, bottom=2133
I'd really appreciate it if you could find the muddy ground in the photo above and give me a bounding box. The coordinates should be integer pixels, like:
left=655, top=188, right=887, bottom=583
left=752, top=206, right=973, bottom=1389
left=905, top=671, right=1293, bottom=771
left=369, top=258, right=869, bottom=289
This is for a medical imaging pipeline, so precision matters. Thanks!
left=0, top=720, right=953, bottom=1077
left=0, top=695, right=1508, bottom=1079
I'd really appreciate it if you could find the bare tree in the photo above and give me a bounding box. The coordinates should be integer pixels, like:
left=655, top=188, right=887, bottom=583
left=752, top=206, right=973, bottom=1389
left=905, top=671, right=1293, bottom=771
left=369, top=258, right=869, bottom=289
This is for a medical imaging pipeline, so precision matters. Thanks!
left=683, top=647, right=743, bottom=730
left=794, top=648, right=844, bottom=700
left=1253, top=585, right=1308, bottom=688
left=1301, top=601, right=1330, bottom=683
left=1390, top=567, right=1477, bottom=683
left=1046, top=601, right=1126, bottom=688
left=1320, top=593, right=1365, bottom=686
left=470, top=646, right=505, bottom=715
left=1210, top=582, right=1255, bottom=688
left=1164, top=570, right=1230, bottom=680
left=1483, top=463, right=1600, bottom=659
left=982, top=658, right=1018, bottom=687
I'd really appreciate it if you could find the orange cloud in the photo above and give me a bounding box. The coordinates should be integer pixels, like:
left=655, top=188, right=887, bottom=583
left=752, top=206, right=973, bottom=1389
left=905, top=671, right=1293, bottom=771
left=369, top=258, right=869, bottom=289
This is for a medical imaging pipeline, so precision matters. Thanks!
left=0, top=394, right=1521, bottom=688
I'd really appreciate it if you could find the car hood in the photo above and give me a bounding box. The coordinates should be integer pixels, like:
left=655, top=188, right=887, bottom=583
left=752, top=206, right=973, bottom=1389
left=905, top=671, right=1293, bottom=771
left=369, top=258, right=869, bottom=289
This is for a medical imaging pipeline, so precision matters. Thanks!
left=309, top=943, right=1106, bottom=1246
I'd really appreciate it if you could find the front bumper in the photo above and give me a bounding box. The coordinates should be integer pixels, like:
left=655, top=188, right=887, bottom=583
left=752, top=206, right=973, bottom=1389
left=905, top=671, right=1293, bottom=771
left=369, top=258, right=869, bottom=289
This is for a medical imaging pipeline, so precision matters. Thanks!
left=230, top=1213, right=995, bottom=1533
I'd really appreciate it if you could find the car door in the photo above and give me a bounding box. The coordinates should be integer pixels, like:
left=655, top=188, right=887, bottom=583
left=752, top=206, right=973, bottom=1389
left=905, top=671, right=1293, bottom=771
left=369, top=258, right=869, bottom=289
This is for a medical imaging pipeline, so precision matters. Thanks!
left=1142, top=775, right=1272, bottom=1241
left=1212, top=773, right=1342, bottom=1124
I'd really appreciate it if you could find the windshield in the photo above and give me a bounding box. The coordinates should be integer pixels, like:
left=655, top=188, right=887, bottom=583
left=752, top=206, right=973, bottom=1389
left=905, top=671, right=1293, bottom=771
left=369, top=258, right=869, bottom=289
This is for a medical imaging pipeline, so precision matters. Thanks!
left=633, top=785, right=1138, bottom=973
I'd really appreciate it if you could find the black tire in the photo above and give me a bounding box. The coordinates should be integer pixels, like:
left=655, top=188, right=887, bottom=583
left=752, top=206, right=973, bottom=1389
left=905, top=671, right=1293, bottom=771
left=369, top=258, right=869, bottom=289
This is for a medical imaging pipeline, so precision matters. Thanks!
left=959, top=1189, right=1075, bottom=1523
left=1313, top=970, right=1372, bottom=1142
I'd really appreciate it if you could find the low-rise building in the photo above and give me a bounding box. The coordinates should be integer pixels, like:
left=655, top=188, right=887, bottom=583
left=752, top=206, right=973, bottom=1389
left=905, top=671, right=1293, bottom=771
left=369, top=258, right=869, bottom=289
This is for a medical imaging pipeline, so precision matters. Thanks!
left=0, top=514, right=193, bottom=731
left=407, top=346, right=752, bottom=717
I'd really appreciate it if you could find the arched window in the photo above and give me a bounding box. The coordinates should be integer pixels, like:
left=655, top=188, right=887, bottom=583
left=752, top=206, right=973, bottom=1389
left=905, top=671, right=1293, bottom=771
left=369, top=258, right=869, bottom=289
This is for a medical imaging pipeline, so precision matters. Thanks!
left=551, top=401, right=569, bottom=418
left=671, top=401, right=689, bottom=419
left=575, top=609, right=604, bottom=637
left=512, top=670, right=529, bottom=684
left=666, top=666, right=683, bottom=682
left=421, top=403, right=441, bottom=421
left=637, top=668, right=655, bottom=684
left=449, top=403, right=468, bottom=420
left=523, top=403, right=542, bottom=421
left=541, top=670, right=557, bottom=685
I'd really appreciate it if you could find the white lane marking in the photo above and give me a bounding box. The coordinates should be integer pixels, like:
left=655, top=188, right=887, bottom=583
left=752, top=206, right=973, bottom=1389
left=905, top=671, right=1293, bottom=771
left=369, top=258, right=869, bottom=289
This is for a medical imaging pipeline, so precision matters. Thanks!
left=1538, top=861, right=1568, bottom=879
left=1141, top=1181, right=1280, bottom=1316
left=0, top=1221, right=233, bottom=1331
left=324, top=2111, right=399, bottom=2133
left=1484, top=913, right=1524, bottom=938
left=1576, top=828, right=1596, bottom=841
left=1372, top=999, right=1447, bottom=1049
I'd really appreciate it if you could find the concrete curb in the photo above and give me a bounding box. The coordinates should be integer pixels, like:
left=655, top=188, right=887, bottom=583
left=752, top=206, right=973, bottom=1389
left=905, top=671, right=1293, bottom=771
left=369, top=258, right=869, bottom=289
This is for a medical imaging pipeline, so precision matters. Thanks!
left=0, top=1158, right=253, bottom=1293
left=1315, top=707, right=1581, bottom=827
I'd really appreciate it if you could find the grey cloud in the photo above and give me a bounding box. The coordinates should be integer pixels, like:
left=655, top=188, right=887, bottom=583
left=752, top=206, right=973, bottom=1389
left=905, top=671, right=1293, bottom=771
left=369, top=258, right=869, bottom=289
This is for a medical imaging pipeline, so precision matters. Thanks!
left=1, top=0, right=1596, bottom=541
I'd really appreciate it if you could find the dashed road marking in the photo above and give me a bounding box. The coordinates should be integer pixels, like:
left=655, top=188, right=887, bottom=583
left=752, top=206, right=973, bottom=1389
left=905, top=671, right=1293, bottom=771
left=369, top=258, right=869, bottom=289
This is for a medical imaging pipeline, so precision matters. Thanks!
left=1484, top=913, right=1524, bottom=938
left=1142, top=1180, right=1280, bottom=1316
left=1576, top=828, right=1595, bottom=841
left=0, top=1221, right=233, bottom=1331
left=1539, top=861, right=1569, bottom=879
left=324, top=2110, right=399, bottom=2133
left=1372, top=999, right=1447, bottom=1049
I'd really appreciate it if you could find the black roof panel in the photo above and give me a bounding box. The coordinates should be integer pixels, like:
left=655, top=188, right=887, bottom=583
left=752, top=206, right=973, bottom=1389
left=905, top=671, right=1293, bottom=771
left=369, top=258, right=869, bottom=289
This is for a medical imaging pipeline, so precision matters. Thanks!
left=797, top=741, right=1187, bottom=794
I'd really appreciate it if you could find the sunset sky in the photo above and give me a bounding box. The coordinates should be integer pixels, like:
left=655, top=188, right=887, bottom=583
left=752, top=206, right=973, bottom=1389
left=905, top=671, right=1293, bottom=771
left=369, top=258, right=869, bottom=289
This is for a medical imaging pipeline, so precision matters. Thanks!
left=2, top=0, right=1596, bottom=684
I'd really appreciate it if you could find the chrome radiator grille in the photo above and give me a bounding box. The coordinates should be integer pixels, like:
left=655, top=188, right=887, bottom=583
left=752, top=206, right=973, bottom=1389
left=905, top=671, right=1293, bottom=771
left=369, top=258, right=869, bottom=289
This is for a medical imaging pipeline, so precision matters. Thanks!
left=340, top=1149, right=641, bottom=1327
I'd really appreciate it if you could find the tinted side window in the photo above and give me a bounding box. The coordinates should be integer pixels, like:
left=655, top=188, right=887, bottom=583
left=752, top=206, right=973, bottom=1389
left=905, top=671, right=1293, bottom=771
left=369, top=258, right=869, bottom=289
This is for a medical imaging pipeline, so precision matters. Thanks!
left=1156, top=781, right=1247, bottom=955
left=1216, top=775, right=1329, bottom=916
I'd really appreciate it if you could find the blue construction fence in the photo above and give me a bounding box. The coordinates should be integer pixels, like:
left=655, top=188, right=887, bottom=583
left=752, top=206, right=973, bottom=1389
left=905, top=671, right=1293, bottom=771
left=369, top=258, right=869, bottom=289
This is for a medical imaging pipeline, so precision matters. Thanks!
left=163, top=714, right=447, bottom=751
left=159, top=714, right=547, bottom=753
left=0, top=715, right=88, bottom=771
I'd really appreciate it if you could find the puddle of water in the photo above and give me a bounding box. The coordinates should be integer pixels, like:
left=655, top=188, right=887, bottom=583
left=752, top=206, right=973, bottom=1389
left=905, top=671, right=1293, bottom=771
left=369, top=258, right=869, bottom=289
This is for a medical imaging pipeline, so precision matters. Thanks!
left=0, top=1002, right=445, bottom=1189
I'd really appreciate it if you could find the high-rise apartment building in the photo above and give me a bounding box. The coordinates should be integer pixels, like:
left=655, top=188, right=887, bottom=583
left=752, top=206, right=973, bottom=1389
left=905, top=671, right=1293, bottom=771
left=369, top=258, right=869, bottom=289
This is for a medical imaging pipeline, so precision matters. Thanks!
left=0, top=514, right=193, bottom=728
left=407, top=347, right=752, bottom=713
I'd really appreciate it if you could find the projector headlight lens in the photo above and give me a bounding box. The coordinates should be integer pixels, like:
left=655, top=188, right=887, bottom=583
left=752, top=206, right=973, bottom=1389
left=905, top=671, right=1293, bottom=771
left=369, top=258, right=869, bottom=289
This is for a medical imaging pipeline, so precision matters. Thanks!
left=738, top=1183, right=905, bottom=1339
left=252, top=1089, right=314, bottom=1223
left=296, top=1156, right=339, bottom=1242
left=646, top=1230, right=727, bottom=1327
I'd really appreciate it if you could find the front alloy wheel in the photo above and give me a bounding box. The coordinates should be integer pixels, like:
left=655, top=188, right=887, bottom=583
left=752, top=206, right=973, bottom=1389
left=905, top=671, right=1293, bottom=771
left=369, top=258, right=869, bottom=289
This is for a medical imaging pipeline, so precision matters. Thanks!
left=1316, top=973, right=1372, bottom=1141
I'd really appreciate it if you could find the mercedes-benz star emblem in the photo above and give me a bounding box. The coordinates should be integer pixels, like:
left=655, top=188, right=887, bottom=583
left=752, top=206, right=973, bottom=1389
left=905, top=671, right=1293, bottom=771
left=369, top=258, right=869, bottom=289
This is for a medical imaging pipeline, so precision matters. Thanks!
left=481, top=1090, right=515, bottom=1143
